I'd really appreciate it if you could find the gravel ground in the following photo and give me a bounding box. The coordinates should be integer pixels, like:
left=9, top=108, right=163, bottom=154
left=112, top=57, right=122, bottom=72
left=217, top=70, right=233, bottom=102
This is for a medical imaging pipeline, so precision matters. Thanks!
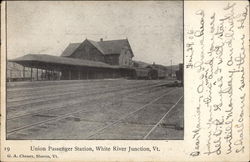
left=6, top=79, right=183, bottom=140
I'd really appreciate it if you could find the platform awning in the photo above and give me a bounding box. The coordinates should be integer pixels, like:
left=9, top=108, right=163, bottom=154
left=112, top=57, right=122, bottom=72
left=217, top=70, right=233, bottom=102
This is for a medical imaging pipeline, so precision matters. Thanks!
left=10, top=54, right=122, bottom=70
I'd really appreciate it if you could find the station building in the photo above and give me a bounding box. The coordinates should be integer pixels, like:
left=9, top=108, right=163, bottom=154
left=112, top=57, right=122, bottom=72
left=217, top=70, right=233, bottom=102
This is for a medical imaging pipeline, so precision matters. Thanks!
left=9, top=38, right=135, bottom=81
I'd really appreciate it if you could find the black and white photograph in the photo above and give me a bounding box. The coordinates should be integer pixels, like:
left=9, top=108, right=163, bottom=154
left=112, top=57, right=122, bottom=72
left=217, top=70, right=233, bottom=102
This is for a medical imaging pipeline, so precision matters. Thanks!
left=6, top=1, right=184, bottom=140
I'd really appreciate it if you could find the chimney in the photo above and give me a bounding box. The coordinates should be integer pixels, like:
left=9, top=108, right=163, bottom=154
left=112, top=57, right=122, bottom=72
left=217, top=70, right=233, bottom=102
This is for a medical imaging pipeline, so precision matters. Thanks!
left=100, top=38, right=103, bottom=42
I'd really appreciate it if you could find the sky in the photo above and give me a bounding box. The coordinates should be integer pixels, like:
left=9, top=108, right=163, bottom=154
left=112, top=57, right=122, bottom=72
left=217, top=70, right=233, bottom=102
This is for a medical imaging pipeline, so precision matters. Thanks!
left=7, top=1, right=183, bottom=66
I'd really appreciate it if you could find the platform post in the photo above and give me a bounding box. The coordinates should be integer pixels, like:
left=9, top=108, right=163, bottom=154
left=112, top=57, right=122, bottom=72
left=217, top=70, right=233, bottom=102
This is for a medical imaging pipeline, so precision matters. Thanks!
left=69, top=70, right=71, bottom=80
left=52, top=70, right=54, bottom=80
left=49, top=70, right=51, bottom=80
left=86, top=68, right=89, bottom=80
left=78, top=70, right=81, bottom=80
left=36, top=68, right=39, bottom=81
left=9, top=69, right=12, bottom=82
left=42, top=69, right=44, bottom=80
left=23, top=66, right=25, bottom=79
left=31, top=68, right=33, bottom=81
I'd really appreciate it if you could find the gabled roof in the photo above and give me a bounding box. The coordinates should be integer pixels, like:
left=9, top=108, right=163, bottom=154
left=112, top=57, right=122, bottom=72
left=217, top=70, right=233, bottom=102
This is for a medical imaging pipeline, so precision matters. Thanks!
left=87, top=39, right=105, bottom=54
left=97, top=39, right=132, bottom=55
left=61, top=39, right=134, bottom=57
left=61, top=43, right=81, bottom=57
left=11, top=54, right=120, bottom=69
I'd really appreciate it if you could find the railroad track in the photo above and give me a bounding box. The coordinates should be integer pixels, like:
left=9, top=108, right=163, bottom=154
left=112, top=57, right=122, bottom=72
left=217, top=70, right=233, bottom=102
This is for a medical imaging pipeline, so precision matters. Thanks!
left=7, top=83, right=167, bottom=120
left=7, top=82, right=168, bottom=120
left=85, top=88, right=181, bottom=139
left=143, top=96, right=183, bottom=139
left=7, top=79, right=156, bottom=100
left=7, top=86, right=176, bottom=137
left=7, top=81, right=164, bottom=109
left=7, top=79, right=133, bottom=91
left=7, top=80, right=147, bottom=101
left=7, top=80, right=162, bottom=98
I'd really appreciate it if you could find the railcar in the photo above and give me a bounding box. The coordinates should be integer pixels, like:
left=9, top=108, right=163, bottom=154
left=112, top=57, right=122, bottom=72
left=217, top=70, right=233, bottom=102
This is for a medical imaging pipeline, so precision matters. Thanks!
left=175, top=63, right=183, bottom=86
left=148, top=68, right=158, bottom=79
left=131, top=67, right=163, bottom=80
left=157, top=69, right=166, bottom=79
left=132, top=68, right=150, bottom=79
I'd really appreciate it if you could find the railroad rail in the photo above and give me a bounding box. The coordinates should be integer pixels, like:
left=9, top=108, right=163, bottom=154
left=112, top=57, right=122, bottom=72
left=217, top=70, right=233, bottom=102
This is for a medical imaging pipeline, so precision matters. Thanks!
left=7, top=81, right=166, bottom=109
left=7, top=86, right=176, bottom=137
left=143, top=96, right=183, bottom=139
left=7, top=83, right=167, bottom=120
left=85, top=88, right=178, bottom=139
left=7, top=80, right=161, bottom=99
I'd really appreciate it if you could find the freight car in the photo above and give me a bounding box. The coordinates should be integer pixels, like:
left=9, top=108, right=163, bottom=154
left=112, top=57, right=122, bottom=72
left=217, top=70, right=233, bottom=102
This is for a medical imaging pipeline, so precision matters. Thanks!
left=131, top=67, right=163, bottom=80
left=175, top=63, right=183, bottom=85
left=157, top=69, right=166, bottom=79
left=132, top=67, right=151, bottom=79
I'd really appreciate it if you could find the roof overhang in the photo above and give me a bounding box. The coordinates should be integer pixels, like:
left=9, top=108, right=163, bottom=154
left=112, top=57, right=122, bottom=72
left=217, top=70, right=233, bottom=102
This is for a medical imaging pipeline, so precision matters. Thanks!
left=9, top=54, right=134, bottom=71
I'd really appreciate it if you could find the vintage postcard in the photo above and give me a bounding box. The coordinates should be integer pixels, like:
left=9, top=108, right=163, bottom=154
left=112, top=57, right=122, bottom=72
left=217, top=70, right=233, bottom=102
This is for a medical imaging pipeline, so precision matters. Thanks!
left=1, top=0, right=249, bottom=161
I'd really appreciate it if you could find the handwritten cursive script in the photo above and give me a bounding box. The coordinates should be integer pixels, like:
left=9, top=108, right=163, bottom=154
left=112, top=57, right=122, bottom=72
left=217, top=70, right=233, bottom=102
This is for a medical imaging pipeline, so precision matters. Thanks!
left=186, top=1, right=249, bottom=158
